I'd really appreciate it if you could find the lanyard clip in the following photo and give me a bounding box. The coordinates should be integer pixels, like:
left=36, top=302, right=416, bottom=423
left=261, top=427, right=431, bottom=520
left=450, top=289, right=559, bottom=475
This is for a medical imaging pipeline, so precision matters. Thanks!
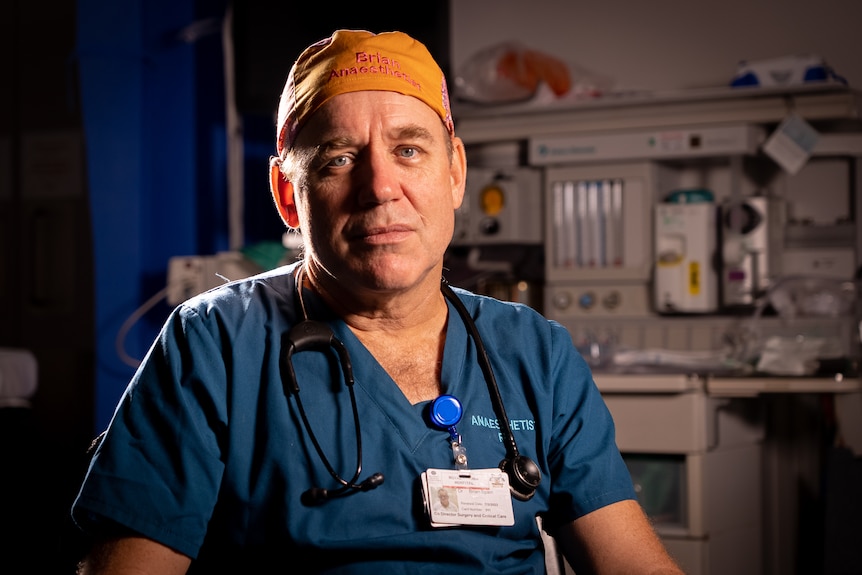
left=451, top=435, right=469, bottom=470
left=431, top=395, right=468, bottom=469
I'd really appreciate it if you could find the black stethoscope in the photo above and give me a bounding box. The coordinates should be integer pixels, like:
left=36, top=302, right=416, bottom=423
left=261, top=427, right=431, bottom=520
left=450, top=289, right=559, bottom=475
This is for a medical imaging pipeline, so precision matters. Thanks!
left=280, top=270, right=541, bottom=506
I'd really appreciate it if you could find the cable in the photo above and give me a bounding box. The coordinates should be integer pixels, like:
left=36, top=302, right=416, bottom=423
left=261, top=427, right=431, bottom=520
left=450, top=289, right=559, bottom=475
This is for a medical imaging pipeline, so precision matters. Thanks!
left=114, top=286, right=169, bottom=368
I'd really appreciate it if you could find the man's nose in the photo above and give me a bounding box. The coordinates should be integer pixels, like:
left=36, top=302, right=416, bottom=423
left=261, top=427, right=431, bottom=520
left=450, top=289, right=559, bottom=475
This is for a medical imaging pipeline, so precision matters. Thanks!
left=355, top=149, right=403, bottom=205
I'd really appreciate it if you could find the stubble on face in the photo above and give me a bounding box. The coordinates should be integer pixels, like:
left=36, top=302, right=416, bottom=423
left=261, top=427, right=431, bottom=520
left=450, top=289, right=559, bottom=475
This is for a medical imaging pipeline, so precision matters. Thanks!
left=287, top=92, right=464, bottom=302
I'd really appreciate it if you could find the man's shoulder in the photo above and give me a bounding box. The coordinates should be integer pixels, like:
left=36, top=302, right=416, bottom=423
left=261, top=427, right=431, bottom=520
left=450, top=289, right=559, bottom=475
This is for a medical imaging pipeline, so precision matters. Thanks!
left=451, top=286, right=549, bottom=325
left=173, top=265, right=299, bottom=324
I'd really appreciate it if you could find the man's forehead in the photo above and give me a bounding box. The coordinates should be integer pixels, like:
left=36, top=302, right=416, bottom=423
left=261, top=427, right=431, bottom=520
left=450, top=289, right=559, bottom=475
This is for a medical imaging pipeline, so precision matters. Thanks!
left=295, top=91, right=444, bottom=146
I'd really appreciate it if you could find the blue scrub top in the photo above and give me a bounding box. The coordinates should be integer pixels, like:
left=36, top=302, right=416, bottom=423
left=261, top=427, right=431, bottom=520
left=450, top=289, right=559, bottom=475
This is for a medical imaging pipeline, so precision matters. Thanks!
left=72, top=263, right=635, bottom=574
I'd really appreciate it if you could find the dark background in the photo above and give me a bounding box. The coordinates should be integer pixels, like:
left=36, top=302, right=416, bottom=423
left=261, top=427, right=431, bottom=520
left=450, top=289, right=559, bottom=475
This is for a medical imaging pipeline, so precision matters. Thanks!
left=0, top=1, right=450, bottom=572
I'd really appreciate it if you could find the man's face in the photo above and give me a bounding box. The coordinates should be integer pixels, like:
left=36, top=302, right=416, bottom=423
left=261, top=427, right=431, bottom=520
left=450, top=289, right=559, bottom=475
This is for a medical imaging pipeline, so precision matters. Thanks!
left=290, top=91, right=465, bottom=294
left=439, top=490, right=450, bottom=507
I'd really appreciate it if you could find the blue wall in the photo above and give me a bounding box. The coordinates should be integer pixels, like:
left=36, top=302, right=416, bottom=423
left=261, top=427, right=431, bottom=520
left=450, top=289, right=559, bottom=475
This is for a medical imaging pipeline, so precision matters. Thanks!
left=77, top=0, right=229, bottom=430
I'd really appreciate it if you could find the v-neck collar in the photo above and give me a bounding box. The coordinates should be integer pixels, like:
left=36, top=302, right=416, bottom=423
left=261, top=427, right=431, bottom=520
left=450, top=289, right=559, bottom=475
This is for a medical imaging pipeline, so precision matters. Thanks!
left=318, top=295, right=471, bottom=451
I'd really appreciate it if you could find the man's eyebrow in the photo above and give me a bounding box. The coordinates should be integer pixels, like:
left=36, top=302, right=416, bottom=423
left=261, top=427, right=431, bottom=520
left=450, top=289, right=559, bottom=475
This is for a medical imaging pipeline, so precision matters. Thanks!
left=392, top=125, right=435, bottom=142
left=317, top=135, right=354, bottom=152
left=311, top=125, right=436, bottom=155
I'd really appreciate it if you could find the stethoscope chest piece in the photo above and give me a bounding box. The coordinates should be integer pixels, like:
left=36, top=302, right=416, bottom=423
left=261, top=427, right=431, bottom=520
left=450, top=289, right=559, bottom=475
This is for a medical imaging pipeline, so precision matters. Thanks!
left=500, top=454, right=542, bottom=501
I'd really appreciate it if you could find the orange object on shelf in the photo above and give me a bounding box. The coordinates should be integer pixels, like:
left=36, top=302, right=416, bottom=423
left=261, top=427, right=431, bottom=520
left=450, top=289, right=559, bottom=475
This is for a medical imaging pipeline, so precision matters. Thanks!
left=497, top=48, right=572, bottom=97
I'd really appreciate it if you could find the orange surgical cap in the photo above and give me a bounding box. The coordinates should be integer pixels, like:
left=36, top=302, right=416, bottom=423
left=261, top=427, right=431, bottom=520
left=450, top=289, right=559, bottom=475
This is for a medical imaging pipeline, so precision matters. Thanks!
left=276, top=29, right=454, bottom=154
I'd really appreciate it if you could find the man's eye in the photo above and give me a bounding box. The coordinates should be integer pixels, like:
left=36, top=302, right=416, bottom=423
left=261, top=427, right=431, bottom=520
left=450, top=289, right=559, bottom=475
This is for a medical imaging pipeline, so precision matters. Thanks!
left=326, top=155, right=351, bottom=168
left=399, top=147, right=418, bottom=159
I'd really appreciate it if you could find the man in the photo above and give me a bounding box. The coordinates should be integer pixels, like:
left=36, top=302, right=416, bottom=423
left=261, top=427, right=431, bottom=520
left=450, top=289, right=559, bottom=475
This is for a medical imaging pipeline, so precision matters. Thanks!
left=432, top=488, right=458, bottom=514
left=72, top=29, right=684, bottom=574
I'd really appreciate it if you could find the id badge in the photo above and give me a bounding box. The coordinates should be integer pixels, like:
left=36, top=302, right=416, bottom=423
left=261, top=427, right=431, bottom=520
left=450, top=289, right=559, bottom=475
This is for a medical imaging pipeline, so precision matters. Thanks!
left=421, top=468, right=515, bottom=527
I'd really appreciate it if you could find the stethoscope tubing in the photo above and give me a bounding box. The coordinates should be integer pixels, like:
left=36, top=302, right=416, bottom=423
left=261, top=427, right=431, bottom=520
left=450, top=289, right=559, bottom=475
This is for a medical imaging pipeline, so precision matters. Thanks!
left=281, top=270, right=540, bottom=504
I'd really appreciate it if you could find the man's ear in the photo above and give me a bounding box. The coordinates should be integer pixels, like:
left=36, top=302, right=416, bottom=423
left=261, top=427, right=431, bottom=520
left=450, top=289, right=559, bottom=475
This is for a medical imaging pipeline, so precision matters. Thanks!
left=269, top=162, right=300, bottom=228
left=449, top=137, right=467, bottom=210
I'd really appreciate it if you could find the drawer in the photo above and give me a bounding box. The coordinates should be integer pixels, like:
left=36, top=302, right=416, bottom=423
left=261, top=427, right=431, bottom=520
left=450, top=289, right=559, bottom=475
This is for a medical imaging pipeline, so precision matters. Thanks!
left=624, top=443, right=762, bottom=537
left=624, top=453, right=687, bottom=530
left=603, top=391, right=763, bottom=453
